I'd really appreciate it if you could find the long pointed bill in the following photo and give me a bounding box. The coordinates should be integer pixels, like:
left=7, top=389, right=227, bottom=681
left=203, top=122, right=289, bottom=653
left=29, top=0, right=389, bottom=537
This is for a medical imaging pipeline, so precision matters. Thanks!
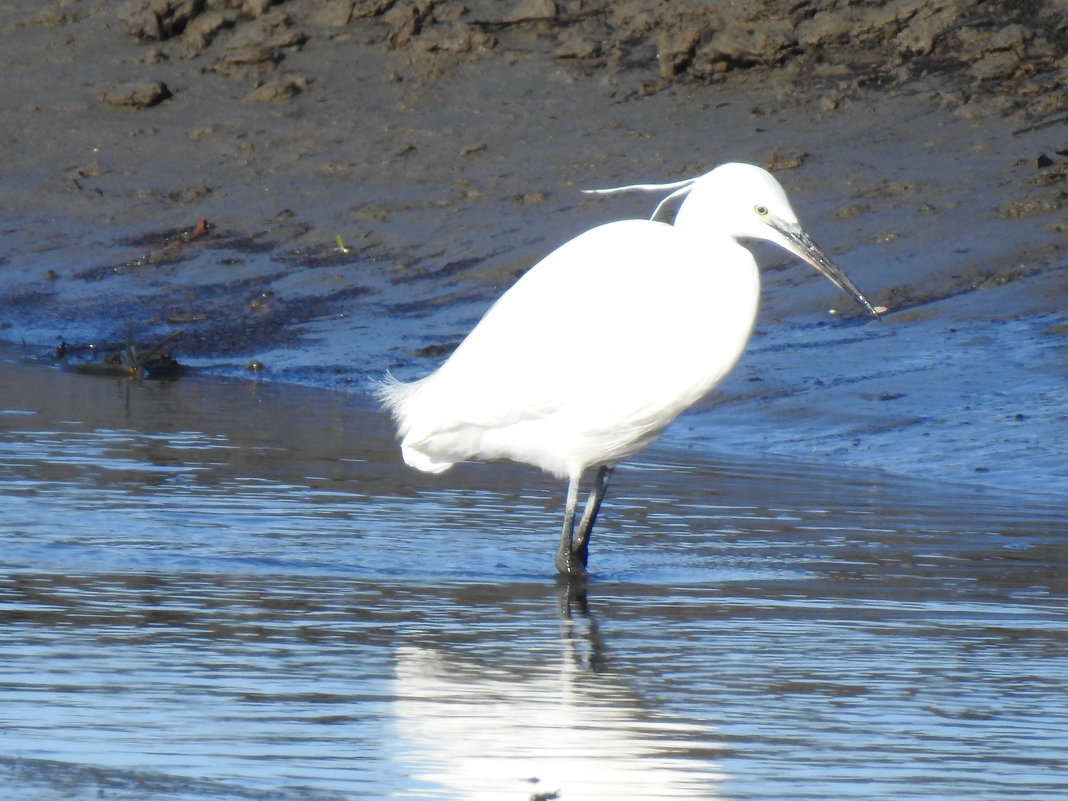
left=777, top=223, right=880, bottom=318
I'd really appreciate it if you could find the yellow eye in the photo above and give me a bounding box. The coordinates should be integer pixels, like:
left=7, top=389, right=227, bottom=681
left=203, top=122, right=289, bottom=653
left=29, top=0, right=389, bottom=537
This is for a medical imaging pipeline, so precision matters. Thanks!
left=754, top=204, right=769, bottom=216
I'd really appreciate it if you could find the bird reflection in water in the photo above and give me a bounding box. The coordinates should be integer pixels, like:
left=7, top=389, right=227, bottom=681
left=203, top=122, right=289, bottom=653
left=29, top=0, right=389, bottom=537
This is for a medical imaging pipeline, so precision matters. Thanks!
left=390, top=590, right=727, bottom=799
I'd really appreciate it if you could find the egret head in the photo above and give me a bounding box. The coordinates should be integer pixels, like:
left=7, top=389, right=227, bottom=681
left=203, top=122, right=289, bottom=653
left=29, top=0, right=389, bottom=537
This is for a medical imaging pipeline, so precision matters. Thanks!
left=677, top=163, right=880, bottom=317
left=584, top=162, right=880, bottom=317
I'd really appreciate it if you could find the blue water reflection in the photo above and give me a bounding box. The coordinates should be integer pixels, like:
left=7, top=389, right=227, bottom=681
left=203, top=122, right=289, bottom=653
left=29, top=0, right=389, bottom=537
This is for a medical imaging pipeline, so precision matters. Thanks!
left=1, top=353, right=1066, bottom=800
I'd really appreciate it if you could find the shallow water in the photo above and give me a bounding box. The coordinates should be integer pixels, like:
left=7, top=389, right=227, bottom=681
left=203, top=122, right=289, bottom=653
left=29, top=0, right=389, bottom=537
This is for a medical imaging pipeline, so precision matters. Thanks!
left=2, top=349, right=1067, bottom=801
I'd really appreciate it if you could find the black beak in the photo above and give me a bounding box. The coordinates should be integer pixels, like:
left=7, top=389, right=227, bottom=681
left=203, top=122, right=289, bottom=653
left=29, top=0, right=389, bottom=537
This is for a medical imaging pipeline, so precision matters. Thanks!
left=779, top=225, right=880, bottom=318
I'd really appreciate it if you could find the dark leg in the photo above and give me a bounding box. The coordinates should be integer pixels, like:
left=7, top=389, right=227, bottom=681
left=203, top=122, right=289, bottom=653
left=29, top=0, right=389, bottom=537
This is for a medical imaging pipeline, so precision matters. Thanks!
left=555, top=473, right=582, bottom=574
left=571, top=465, right=614, bottom=570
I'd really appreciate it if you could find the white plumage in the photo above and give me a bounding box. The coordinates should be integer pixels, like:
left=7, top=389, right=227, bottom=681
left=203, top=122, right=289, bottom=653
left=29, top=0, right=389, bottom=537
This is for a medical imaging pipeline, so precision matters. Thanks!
left=379, top=162, right=878, bottom=575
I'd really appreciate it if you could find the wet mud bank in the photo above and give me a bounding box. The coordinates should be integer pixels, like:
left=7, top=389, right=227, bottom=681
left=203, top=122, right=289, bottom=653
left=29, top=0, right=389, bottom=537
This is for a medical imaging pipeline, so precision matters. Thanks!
left=2, top=1, right=1068, bottom=494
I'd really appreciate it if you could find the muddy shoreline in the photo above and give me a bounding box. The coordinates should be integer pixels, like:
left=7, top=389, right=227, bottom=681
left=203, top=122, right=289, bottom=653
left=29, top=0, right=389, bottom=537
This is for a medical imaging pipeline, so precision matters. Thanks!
left=2, top=0, right=1068, bottom=494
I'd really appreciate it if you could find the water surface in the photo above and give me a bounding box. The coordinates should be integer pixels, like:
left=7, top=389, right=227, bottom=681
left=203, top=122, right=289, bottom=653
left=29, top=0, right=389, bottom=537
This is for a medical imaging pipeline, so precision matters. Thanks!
left=1, top=351, right=1066, bottom=800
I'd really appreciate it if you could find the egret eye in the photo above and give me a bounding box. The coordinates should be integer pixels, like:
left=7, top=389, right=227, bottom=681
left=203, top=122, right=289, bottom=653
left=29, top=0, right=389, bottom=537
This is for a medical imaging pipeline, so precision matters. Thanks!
left=754, top=204, right=769, bottom=216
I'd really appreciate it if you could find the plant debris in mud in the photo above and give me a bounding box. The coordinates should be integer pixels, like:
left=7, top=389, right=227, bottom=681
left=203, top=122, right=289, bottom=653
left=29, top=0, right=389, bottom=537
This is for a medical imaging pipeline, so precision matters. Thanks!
left=42, top=330, right=187, bottom=380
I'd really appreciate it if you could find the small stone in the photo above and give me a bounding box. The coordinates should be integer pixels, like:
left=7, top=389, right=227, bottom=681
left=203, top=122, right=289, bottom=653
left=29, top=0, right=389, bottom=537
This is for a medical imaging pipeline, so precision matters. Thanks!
left=98, top=81, right=171, bottom=108
left=764, top=150, right=806, bottom=171
left=505, top=0, right=556, bottom=22
left=246, top=75, right=310, bottom=102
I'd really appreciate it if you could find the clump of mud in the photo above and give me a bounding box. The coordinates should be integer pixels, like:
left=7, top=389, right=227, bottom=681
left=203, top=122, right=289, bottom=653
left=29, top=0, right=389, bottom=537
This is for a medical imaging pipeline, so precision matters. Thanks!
left=39, top=331, right=187, bottom=379
left=115, top=0, right=1068, bottom=120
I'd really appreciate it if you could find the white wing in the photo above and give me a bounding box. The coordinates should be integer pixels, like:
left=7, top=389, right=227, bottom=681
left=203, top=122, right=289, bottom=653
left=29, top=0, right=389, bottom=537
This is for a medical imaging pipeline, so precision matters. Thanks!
left=389, top=219, right=760, bottom=476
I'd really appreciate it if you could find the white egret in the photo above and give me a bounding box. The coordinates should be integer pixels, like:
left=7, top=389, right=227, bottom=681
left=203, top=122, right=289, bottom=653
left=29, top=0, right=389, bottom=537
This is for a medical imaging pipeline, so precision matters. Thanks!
left=378, top=162, right=879, bottom=576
